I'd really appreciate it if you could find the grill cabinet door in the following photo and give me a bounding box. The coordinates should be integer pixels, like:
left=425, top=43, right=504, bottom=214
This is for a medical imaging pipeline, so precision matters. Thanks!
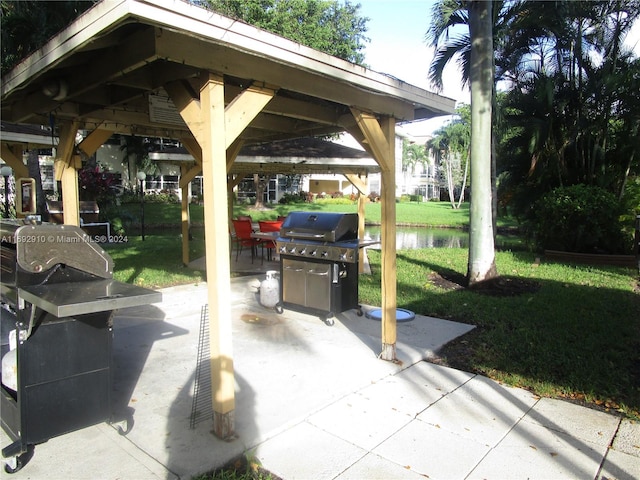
left=305, top=263, right=331, bottom=311
left=282, top=258, right=306, bottom=306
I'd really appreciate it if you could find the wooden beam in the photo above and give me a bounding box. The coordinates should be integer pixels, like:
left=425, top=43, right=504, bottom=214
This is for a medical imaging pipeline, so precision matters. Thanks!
left=7, top=27, right=158, bottom=124
left=77, top=128, right=113, bottom=157
left=224, top=83, right=276, bottom=148
left=179, top=164, right=202, bottom=189
left=344, top=173, right=367, bottom=194
left=181, top=136, right=202, bottom=165
left=178, top=135, right=203, bottom=190
left=351, top=109, right=398, bottom=361
left=58, top=27, right=158, bottom=102
left=228, top=173, right=245, bottom=190
left=225, top=84, right=343, bottom=126
left=0, top=144, right=29, bottom=178
left=199, top=73, right=235, bottom=439
left=350, top=109, right=393, bottom=172
left=165, top=80, right=204, bottom=144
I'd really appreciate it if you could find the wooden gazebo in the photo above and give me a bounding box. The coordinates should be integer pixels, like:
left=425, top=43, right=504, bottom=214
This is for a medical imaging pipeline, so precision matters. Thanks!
left=0, top=0, right=455, bottom=438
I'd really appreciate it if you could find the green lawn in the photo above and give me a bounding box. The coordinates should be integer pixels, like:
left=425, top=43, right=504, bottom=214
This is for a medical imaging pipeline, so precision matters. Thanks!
left=113, top=200, right=502, bottom=228
left=103, top=200, right=640, bottom=420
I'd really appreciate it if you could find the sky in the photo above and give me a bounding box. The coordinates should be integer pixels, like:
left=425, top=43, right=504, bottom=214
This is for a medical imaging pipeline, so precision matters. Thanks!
left=357, top=0, right=467, bottom=136
left=356, top=0, right=640, bottom=136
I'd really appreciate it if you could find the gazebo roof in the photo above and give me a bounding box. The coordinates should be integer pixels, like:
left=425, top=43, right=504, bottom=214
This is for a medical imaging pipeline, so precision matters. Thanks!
left=0, top=0, right=455, bottom=143
left=0, top=0, right=457, bottom=436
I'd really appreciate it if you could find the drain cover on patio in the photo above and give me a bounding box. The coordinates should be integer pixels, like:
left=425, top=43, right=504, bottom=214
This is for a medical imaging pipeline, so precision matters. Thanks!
left=365, top=308, right=415, bottom=322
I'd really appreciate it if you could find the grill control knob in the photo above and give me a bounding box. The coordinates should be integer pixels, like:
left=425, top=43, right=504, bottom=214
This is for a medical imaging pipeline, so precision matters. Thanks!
left=279, top=246, right=287, bottom=254
left=288, top=247, right=296, bottom=254
left=299, top=248, right=306, bottom=255
left=309, top=249, right=318, bottom=256
left=320, top=250, right=329, bottom=258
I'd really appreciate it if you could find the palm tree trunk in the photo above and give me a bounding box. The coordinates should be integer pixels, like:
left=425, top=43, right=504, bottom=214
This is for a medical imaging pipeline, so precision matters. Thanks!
left=467, top=0, right=497, bottom=285
left=456, top=155, right=468, bottom=209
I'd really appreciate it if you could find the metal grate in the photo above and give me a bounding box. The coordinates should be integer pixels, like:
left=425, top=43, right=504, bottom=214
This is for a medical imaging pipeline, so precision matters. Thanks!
left=189, top=304, right=212, bottom=429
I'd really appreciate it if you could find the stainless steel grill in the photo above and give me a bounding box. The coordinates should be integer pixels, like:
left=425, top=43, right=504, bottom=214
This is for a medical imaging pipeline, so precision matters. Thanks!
left=0, top=219, right=161, bottom=473
left=275, top=212, right=362, bottom=325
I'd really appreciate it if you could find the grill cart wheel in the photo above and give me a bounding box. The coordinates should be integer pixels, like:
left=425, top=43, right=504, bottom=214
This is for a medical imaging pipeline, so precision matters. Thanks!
left=275, top=304, right=284, bottom=314
left=323, top=314, right=335, bottom=326
left=3, top=445, right=34, bottom=474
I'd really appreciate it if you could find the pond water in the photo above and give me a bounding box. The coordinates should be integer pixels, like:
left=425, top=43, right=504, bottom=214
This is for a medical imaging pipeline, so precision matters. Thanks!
left=364, top=226, right=469, bottom=249
left=364, top=226, right=523, bottom=250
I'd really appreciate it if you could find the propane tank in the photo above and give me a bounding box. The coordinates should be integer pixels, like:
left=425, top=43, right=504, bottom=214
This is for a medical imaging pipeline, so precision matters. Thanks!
left=1, top=329, right=17, bottom=392
left=259, top=270, right=279, bottom=308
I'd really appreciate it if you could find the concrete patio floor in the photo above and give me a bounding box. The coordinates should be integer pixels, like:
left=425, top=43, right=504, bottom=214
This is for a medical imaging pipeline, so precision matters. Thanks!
left=1, top=247, right=638, bottom=479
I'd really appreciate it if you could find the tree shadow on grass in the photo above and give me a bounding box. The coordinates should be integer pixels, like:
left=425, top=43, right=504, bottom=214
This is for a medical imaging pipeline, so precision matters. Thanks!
left=367, top=250, right=640, bottom=418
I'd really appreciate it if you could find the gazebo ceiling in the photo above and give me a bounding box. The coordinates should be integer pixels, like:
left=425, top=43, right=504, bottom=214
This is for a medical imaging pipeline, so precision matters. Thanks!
left=1, top=0, right=455, bottom=145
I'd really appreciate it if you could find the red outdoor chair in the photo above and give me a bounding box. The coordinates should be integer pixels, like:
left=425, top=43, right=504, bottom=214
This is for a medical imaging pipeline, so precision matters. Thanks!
left=232, top=218, right=261, bottom=263
left=258, top=220, right=283, bottom=262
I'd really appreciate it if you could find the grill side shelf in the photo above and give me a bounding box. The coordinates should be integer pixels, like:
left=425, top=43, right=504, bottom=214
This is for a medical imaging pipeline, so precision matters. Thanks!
left=18, top=280, right=162, bottom=317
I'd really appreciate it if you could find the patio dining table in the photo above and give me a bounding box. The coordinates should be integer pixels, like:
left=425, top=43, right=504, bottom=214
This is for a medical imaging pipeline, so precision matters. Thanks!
left=250, top=231, right=280, bottom=263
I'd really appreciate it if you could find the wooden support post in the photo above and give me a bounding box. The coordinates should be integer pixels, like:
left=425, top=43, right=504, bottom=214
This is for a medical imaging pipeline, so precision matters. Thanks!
left=344, top=173, right=368, bottom=274
left=351, top=109, right=397, bottom=361
left=166, top=76, right=277, bottom=439
left=54, top=120, right=80, bottom=226
left=226, top=140, right=245, bottom=228
left=227, top=174, right=245, bottom=232
left=200, top=74, right=236, bottom=439
left=357, top=191, right=367, bottom=273
left=55, top=156, right=81, bottom=226
left=180, top=163, right=191, bottom=266
left=379, top=117, right=397, bottom=361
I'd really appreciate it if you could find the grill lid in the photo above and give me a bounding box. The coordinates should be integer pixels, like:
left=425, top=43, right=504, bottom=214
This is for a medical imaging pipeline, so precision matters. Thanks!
left=14, top=224, right=112, bottom=278
left=280, top=212, right=358, bottom=243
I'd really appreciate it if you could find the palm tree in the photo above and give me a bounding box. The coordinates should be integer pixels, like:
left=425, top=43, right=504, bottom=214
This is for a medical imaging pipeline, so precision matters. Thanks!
left=427, top=0, right=497, bottom=283
left=426, top=106, right=470, bottom=209
left=402, top=139, right=428, bottom=174
left=426, top=0, right=472, bottom=91
left=497, top=1, right=640, bottom=218
left=467, top=0, right=497, bottom=284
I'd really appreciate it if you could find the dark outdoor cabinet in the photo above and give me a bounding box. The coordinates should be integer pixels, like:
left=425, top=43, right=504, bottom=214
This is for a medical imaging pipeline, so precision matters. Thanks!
left=1, top=309, right=112, bottom=453
left=1, top=220, right=162, bottom=473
